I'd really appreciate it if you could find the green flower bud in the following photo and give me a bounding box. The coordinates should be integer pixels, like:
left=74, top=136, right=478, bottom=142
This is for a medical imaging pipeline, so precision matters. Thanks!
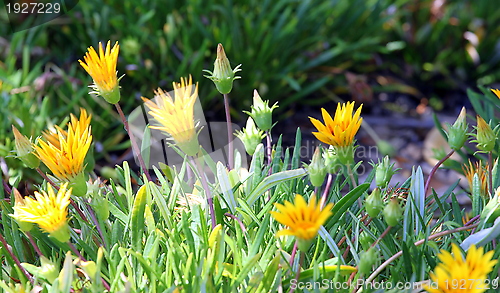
left=383, top=198, right=403, bottom=227
left=324, top=146, right=341, bottom=174
left=11, top=188, right=34, bottom=232
left=243, top=90, right=278, bottom=131
left=203, top=43, right=242, bottom=95
left=446, top=107, right=468, bottom=150
left=365, top=188, right=384, bottom=218
left=480, top=187, right=500, bottom=224
left=235, top=117, right=266, bottom=156
left=470, top=116, right=498, bottom=153
left=375, top=156, right=398, bottom=188
left=358, top=247, right=379, bottom=275
left=40, top=256, right=58, bottom=283
left=307, top=147, right=327, bottom=187
left=359, top=231, right=374, bottom=251
left=12, top=125, right=40, bottom=169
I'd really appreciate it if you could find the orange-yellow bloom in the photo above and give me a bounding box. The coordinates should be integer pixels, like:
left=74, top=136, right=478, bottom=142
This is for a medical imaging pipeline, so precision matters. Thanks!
left=309, top=102, right=363, bottom=147
left=424, top=243, right=497, bottom=293
left=35, top=109, right=92, bottom=183
left=142, top=76, right=200, bottom=156
left=462, top=160, right=489, bottom=198
left=270, top=194, right=333, bottom=242
left=491, top=88, right=500, bottom=99
left=79, top=41, right=121, bottom=104
left=11, top=183, right=72, bottom=242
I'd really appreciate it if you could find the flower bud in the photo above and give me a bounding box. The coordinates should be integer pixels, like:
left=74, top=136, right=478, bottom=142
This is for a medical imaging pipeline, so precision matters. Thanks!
left=323, top=146, right=341, bottom=174
left=365, top=188, right=384, bottom=218
left=375, top=156, right=398, bottom=188
left=358, top=247, right=379, bottom=275
left=12, top=125, right=40, bottom=169
left=203, top=43, right=242, bottom=94
left=235, top=117, right=265, bottom=156
left=480, top=187, right=500, bottom=224
left=244, top=90, right=278, bottom=131
left=359, top=231, right=373, bottom=251
left=470, top=116, right=498, bottom=153
left=307, top=147, right=327, bottom=187
left=40, top=256, right=58, bottom=283
left=10, top=188, right=34, bottom=232
left=383, top=198, right=403, bottom=227
left=446, top=107, right=468, bottom=150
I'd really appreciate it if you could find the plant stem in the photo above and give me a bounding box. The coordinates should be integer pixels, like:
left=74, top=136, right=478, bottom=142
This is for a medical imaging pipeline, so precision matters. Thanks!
left=320, top=173, right=333, bottom=208
left=2, top=179, right=11, bottom=195
left=224, top=213, right=246, bottom=233
left=371, top=226, right=391, bottom=248
left=0, top=232, right=33, bottom=284
left=359, top=222, right=478, bottom=290
left=193, top=156, right=216, bottom=229
left=424, top=149, right=454, bottom=196
left=70, top=198, right=89, bottom=223
left=289, top=251, right=302, bottom=293
left=114, top=103, right=152, bottom=182
left=26, top=232, right=43, bottom=257
left=488, top=151, right=493, bottom=196
left=36, top=168, right=59, bottom=189
left=289, top=240, right=298, bottom=268
left=266, top=130, right=272, bottom=174
left=223, top=93, right=234, bottom=169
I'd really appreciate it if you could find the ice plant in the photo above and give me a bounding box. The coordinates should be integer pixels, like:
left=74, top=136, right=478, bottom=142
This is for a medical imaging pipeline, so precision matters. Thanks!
left=270, top=194, right=333, bottom=251
left=11, top=183, right=72, bottom=243
left=142, top=76, right=200, bottom=156
left=309, top=102, right=362, bottom=164
left=34, top=108, right=92, bottom=196
left=244, top=90, right=278, bottom=132
left=424, top=243, right=497, bottom=293
left=445, top=107, right=468, bottom=151
left=79, top=41, right=121, bottom=104
left=10, top=188, right=33, bottom=232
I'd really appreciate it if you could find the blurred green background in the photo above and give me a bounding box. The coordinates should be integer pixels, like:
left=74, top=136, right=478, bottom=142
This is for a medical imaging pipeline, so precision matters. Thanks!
left=1, top=0, right=500, bottom=182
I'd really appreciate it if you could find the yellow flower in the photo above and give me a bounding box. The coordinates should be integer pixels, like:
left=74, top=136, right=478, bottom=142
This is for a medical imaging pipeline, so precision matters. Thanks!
left=491, top=88, right=500, bottom=99
left=35, top=109, right=92, bottom=195
left=270, top=194, right=333, bottom=250
left=79, top=41, right=121, bottom=104
left=462, top=160, right=489, bottom=198
left=424, top=243, right=497, bottom=293
left=309, top=102, right=363, bottom=147
left=11, top=183, right=72, bottom=242
left=142, top=76, right=200, bottom=156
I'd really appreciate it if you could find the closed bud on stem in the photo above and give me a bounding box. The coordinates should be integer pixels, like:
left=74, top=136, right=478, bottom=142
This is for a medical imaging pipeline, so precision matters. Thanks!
left=203, top=43, right=242, bottom=94
left=307, top=147, right=327, bottom=187
left=375, top=156, right=398, bottom=188
left=359, top=231, right=374, bottom=251
left=480, top=187, right=500, bottom=224
left=235, top=117, right=265, bottom=156
left=12, top=125, right=39, bottom=169
left=383, top=198, right=403, bottom=227
left=323, top=146, right=341, bottom=174
left=470, top=116, right=498, bottom=153
left=11, top=188, right=34, bottom=232
left=40, top=256, right=59, bottom=283
left=244, top=90, right=278, bottom=131
left=446, top=107, right=468, bottom=150
left=358, top=247, right=379, bottom=275
left=365, top=188, right=384, bottom=218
